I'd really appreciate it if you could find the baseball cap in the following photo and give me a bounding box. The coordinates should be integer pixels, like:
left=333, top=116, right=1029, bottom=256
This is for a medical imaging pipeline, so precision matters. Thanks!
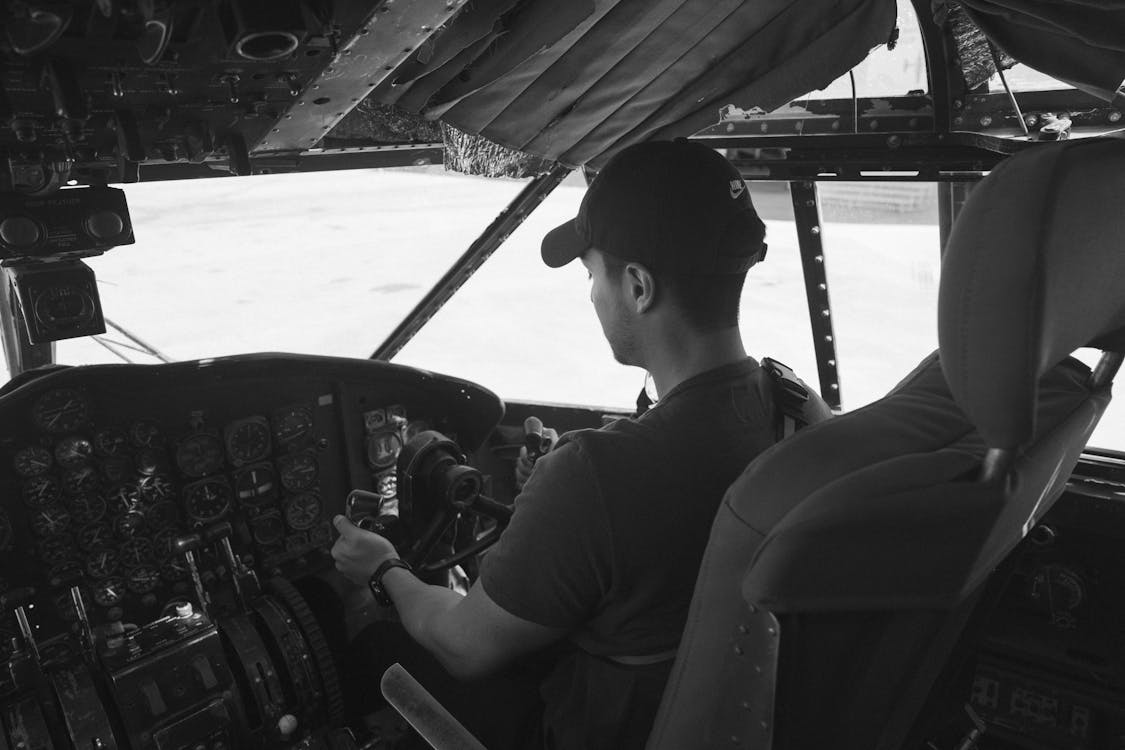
left=541, top=139, right=767, bottom=273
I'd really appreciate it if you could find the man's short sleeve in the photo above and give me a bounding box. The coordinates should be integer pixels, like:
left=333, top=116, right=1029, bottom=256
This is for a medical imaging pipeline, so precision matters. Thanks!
left=479, top=440, right=614, bottom=630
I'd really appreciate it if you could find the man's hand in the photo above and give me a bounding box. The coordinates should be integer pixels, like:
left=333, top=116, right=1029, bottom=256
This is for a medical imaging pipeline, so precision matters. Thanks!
left=331, top=514, right=399, bottom=585
left=515, top=418, right=558, bottom=490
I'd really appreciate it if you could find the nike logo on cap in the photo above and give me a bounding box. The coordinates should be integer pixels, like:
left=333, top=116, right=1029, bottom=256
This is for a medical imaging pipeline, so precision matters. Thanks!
left=729, top=180, right=746, bottom=199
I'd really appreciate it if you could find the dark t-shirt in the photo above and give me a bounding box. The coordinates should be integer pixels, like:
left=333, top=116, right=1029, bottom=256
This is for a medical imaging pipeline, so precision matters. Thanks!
left=480, top=358, right=779, bottom=749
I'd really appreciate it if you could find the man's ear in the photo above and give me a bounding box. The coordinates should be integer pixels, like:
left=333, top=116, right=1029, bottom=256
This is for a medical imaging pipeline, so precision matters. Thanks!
left=624, top=263, right=657, bottom=314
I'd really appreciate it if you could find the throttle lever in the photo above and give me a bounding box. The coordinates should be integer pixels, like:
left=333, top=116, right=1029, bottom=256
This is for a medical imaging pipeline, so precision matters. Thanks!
left=523, top=416, right=553, bottom=462
left=1, top=586, right=40, bottom=664
left=173, top=533, right=211, bottom=617
left=202, top=521, right=259, bottom=606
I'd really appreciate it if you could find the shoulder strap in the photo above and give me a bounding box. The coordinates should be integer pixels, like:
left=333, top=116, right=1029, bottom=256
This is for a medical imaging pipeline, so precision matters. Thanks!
left=761, top=357, right=833, bottom=440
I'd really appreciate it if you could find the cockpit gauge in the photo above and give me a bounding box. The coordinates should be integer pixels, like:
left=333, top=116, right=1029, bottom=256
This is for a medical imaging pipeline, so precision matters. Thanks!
left=366, top=430, right=403, bottom=470
left=30, top=503, right=71, bottom=537
left=92, top=577, right=125, bottom=607
left=47, top=561, right=84, bottom=588
left=32, top=389, right=89, bottom=434
left=138, top=473, right=175, bottom=503
left=134, top=448, right=169, bottom=476
left=106, top=484, right=142, bottom=515
left=93, top=428, right=129, bottom=457
left=0, top=510, right=12, bottom=551
left=54, top=436, right=93, bottom=470
left=146, top=501, right=179, bottom=530
left=183, top=478, right=232, bottom=523
left=273, top=406, right=314, bottom=445
left=224, top=417, right=271, bottom=466
left=113, top=510, right=145, bottom=539
left=13, top=446, right=52, bottom=477
left=235, top=463, right=277, bottom=505
left=125, top=565, right=161, bottom=595
left=85, top=548, right=119, bottom=579
left=38, top=534, right=74, bottom=565
left=61, top=467, right=99, bottom=495
left=68, top=494, right=106, bottom=525
left=160, top=557, right=189, bottom=583
left=278, top=451, right=318, bottom=492
left=77, top=523, right=113, bottom=552
left=250, top=514, right=285, bottom=546
left=284, top=493, right=322, bottom=531
left=22, top=476, right=60, bottom=508
left=308, top=524, right=332, bottom=547
left=175, top=432, right=224, bottom=478
left=100, top=457, right=132, bottom=484
left=129, top=419, right=162, bottom=449
left=119, top=538, right=152, bottom=568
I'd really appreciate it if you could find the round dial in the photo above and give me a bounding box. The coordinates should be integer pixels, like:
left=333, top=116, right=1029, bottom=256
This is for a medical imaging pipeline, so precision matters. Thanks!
left=62, top=467, right=99, bottom=495
left=225, top=418, right=271, bottom=465
left=146, top=501, right=180, bottom=530
left=30, top=503, right=71, bottom=537
left=279, top=451, right=319, bottom=492
left=119, top=538, right=153, bottom=568
left=114, top=511, right=145, bottom=539
left=308, top=524, right=332, bottom=547
left=0, top=510, right=12, bottom=551
left=138, top=473, right=175, bottom=503
left=100, top=458, right=133, bottom=484
left=234, top=464, right=277, bottom=505
left=251, top=514, right=285, bottom=546
left=77, top=523, right=113, bottom=552
left=13, top=446, right=52, bottom=477
left=68, top=494, right=106, bottom=525
left=160, top=557, right=189, bottom=582
left=47, top=561, right=84, bottom=588
left=22, top=476, right=61, bottom=508
left=92, top=577, right=126, bottom=607
left=125, top=565, right=161, bottom=595
left=175, top=433, right=224, bottom=478
left=85, top=548, right=119, bottom=579
left=284, top=493, right=322, bottom=531
left=366, top=431, right=403, bottom=470
left=129, top=419, right=162, bottom=449
left=183, top=479, right=232, bottom=523
left=32, top=389, right=89, bottom=434
left=38, top=534, right=74, bottom=565
left=106, top=484, right=141, bottom=514
left=134, top=448, right=169, bottom=476
left=273, top=406, right=313, bottom=444
left=94, top=428, right=129, bottom=457
left=54, top=436, right=93, bottom=471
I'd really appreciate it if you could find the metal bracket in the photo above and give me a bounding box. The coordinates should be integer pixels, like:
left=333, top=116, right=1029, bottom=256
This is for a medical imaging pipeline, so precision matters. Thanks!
left=372, top=164, right=572, bottom=361
left=0, top=270, right=53, bottom=379
left=789, top=181, right=841, bottom=410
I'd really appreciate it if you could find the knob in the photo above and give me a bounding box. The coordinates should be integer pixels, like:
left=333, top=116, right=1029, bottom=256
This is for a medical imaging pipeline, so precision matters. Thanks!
left=172, top=533, right=202, bottom=555
left=202, top=521, right=232, bottom=544
left=0, top=216, right=42, bottom=248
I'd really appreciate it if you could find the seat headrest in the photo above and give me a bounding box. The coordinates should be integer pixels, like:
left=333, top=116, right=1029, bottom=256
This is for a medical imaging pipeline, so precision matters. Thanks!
left=938, top=137, right=1125, bottom=451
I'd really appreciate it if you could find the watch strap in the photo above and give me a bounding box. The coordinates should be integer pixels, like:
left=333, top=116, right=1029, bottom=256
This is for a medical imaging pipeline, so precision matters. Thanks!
left=368, top=557, right=412, bottom=607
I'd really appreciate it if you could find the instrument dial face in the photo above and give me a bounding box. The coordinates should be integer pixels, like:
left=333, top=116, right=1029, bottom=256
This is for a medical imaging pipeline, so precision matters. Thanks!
left=146, top=501, right=180, bottom=530
left=184, top=479, right=232, bottom=523
left=175, top=432, right=224, bottom=478
left=30, top=503, right=71, bottom=537
left=68, top=494, right=106, bottom=525
left=119, top=538, right=153, bottom=568
left=251, top=514, right=285, bottom=546
left=32, top=389, right=89, bottom=434
left=54, top=436, right=94, bottom=470
left=134, top=448, right=169, bottom=476
left=160, top=557, right=189, bottom=582
left=125, top=565, right=161, bottom=595
left=38, top=534, right=74, bottom=565
left=279, top=451, right=318, bottom=492
left=129, top=419, right=162, bottom=449
left=138, top=473, right=175, bottom=503
left=0, top=510, right=12, bottom=551
left=94, top=428, right=129, bottom=457
left=62, top=467, right=99, bottom=495
left=284, top=493, right=322, bottom=531
left=93, top=577, right=126, bottom=607
left=366, top=431, right=403, bottom=470
left=22, top=476, right=61, bottom=508
left=224, top=417, right=271, bottom=466
left=13, top=446, right=52, bottom=477
left=77, top=523, right=113, bottom=552
left=85, top=548, right=119, bottom=579
left=273, top=406, right=313, bottom=444
left=235, top=463, right=277, bottom=505
left=114, top=511, right=146, bottom=540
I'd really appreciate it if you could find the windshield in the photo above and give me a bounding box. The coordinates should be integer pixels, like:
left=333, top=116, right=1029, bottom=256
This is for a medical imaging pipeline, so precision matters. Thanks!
left=52, top=167, right=530, bottom=365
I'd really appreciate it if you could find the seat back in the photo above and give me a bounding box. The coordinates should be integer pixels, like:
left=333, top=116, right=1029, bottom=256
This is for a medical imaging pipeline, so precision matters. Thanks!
left=647, top=138, right=1125, bottom=750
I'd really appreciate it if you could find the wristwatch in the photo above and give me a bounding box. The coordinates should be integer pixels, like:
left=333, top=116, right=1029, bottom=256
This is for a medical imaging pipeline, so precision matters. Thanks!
left=368, top=557, right=413, bottom=607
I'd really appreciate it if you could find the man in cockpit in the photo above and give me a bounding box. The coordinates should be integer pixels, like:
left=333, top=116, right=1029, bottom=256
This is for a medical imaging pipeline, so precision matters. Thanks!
left=333, top=139, right=779, bottom=749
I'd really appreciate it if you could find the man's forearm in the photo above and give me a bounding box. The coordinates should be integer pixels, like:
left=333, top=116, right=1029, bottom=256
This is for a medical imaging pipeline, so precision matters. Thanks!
left=382, top=568, right=480, bottom=678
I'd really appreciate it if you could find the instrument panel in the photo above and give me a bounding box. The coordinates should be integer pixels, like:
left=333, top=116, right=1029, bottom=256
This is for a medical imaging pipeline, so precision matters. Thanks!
left=0, top=353, right=503, bottom=642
